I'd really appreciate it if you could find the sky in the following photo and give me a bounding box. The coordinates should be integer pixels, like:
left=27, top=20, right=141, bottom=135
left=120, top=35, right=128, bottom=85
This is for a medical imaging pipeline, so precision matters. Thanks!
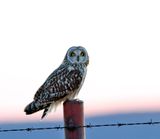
left=0, top=0, right=160, bottom=123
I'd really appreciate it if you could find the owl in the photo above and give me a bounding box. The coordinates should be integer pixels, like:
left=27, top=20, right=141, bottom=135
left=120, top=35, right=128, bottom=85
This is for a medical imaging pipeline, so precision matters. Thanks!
left=24, top=46, right=89, bottom=119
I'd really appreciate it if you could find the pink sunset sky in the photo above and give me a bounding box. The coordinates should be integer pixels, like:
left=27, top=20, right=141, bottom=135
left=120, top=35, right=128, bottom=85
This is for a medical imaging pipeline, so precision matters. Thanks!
left=0, top=0, right=160, bottom=123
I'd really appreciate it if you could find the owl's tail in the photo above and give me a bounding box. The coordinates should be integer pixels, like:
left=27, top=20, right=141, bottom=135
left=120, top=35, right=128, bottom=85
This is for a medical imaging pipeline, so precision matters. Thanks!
left=24, top=101, right=50, bottom=118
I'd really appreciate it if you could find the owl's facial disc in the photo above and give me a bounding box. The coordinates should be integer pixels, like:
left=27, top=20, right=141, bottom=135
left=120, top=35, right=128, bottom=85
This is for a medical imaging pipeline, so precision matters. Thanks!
left=66, top=46, right=89, bottom=65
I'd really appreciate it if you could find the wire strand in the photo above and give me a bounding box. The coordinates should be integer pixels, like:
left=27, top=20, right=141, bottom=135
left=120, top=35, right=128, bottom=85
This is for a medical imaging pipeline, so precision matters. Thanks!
left=0, top=120, right=160, bottom=133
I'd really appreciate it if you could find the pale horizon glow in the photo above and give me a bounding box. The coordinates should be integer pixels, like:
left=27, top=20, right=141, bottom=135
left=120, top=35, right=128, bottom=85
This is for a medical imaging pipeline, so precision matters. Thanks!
left=0, top=0, right=160, bottom=123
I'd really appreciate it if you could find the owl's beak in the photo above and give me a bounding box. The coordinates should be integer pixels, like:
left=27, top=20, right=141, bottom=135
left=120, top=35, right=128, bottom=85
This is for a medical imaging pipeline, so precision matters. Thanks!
left=77, top=56, right=80, bottom=62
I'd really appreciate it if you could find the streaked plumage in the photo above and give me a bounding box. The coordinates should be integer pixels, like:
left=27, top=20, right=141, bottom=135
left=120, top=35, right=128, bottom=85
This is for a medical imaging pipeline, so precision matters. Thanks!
left=24, top=46, right=89, bottom=119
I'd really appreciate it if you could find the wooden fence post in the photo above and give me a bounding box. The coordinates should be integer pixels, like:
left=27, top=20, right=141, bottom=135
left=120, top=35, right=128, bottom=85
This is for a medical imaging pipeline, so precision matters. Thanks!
left=63, top=99, right=85, bottom=139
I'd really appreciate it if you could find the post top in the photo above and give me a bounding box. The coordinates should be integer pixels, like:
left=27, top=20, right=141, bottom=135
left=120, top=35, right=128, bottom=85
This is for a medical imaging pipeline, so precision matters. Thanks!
left=63, top=99, right=83, bottom=105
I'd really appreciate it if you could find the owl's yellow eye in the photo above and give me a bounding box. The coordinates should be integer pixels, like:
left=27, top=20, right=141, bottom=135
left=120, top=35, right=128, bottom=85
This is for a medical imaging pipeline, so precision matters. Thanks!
left=70, top=52, right=76, bottom=57
left=80, top=51, right=85, bottom=56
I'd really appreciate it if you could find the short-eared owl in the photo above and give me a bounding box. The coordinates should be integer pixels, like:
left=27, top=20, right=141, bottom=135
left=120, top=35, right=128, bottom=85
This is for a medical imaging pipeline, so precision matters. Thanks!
left=24, top=46, right=89, bottom=119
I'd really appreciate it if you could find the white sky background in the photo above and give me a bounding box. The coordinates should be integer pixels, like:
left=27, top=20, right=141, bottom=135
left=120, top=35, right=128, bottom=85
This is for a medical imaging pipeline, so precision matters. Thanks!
left=0, top=0, right=160, bottom=122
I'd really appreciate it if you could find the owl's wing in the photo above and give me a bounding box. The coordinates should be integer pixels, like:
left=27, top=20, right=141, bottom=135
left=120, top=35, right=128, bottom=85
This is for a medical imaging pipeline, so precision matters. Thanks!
left=34, top=65, right=83, bottom=104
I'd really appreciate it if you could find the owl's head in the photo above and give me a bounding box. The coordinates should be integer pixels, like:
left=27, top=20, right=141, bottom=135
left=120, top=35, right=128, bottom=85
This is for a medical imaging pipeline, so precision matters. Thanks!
left=65, top=46, right=89, bottom=66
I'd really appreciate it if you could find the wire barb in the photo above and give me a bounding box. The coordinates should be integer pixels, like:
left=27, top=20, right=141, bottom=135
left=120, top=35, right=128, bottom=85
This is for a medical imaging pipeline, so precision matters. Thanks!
left=0, top=120, right=160, bottom=133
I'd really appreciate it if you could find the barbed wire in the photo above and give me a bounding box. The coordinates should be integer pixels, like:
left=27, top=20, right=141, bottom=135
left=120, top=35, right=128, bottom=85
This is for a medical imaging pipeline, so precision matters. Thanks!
left=0, top=120, right=160, bottom=133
